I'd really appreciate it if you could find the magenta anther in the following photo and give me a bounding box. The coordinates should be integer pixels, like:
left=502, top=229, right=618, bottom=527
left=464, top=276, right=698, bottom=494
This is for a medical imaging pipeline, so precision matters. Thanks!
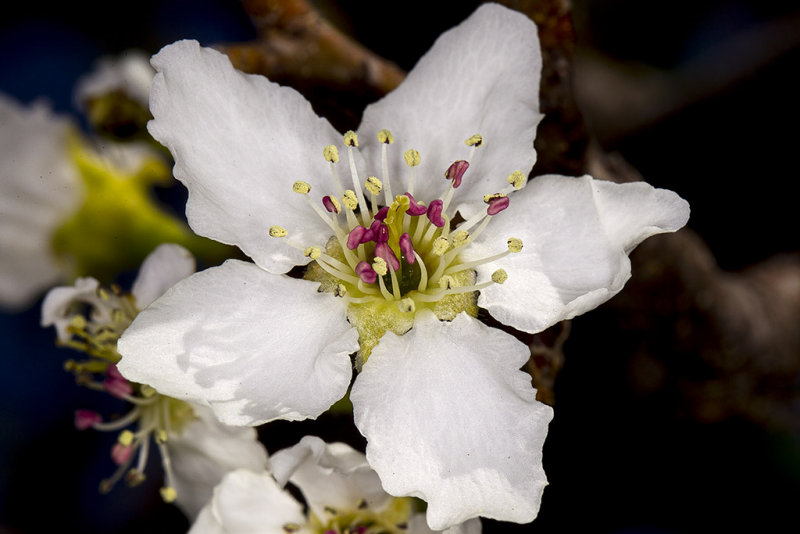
left=487, top=196, right=510, bottom=216
left=426, top=199, right=445, bottom=227
left=74, top=409, right=102, bottom=430
left=347, top=226, right=368, bottom=250
left=445, top=160, right=469, bottom=188
left=322, top=195, right=340, bottom=214
left=375, top=242, right=400, bottom=271
left=405, top=192, right=427, bottom=215
left=355, top=261, right=378, bottom=284
left=399, top=233, right=416, bottom=264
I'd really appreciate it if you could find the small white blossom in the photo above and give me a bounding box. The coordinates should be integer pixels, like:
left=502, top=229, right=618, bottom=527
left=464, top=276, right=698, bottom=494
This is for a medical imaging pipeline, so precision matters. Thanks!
left=118, top=4, right=690, bottom=529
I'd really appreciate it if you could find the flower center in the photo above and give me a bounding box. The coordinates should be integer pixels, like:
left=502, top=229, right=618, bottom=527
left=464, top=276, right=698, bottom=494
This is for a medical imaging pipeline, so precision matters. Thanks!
left=284, top=496, right=412, bottom=534
left=271, top=129, right=526, bottom=365
left=59, top=283, right=195, bottom=502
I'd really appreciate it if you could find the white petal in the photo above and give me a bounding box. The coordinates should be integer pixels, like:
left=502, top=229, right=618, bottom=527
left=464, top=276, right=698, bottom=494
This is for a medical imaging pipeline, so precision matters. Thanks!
left=269, top=435, right=390, bottom=519
left=358, top=4, right=542, bottom=204
left=148, top=40, right=349, bottom=274
left=75, top=50, right=154, bottom=108
left=0, top=94, right=82, bottom=309
left=408, top=515, right=482, bottom=534
left=351, top=311, right=553, bottom=530
left=117, top=260, right=357, bottom=426
left=41, top=277, right=105, bottom=342
left=169, top=404, right=269, bottom=520
left=189, top=469, right=309, bottom=534
left=464, top=174, right=690, bottom=333
left=131, top=243, right=195, bottom=309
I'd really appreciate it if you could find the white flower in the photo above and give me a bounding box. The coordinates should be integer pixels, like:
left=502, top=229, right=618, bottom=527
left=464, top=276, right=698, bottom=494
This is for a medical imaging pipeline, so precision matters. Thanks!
left=0, top=93, right=82, bottom=309
left=190, top=435, right=480, bottom=534
left=117, top=3, right=690, bottom=530
left=42, top=243, right=268, bottom=519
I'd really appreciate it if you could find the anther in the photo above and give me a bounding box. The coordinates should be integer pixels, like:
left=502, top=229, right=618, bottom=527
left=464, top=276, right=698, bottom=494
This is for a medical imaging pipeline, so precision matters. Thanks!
left=365, top=176, right=382, bottom=195
left=292, top=181, right=311, bottom=194
left=126, top=469, right=146, bottom=486
left=405, top=192, right=427, bottom=215
left=399, top=233, right=416, bottom=264
left=323, top=144, right=339, bottom=163
left=465, top=133, right=483, bottom=147
left=75, top=409, right=102, bottom=430
left=445, top=160, right=469, bottom=188
left=404, top=149, right=421, bottom=167
left=342, top=190, right=359, bottom=211
left=427, top=199, right=445, bottom=227
left=140, top=385, right=157, bottom=398
left=375, top=242, right=400, bottom=271
left=507, top=238, right=523, bottom=252
left=438, top=275, right=456, bottom=289
left=322, top=195, right=341, bottom=214
left=160, top=486, right=177, bottom=503
left=377, top=129, right=394, bottom=144
left=487, top=196, right=510, bottom=215
left=334, top=284, right=347, bottom=297
left=355, top=261, right=377, bottom=284
left=343, top=130, right=359, bottom=147
left=269, top=226, right=288, bottom=238
left=156, top=430, right=168, bottom=444
left=372, top=257, right=388, bottom=276
left=492, top=269, right=508, bottom=284
left=451, top=230, right=470, bottom=248
left=118, top=429, right=135, bottom=446
left=398, top=298, right=415, bottom=313
left=432, top=236, right=450, bottom=255
left=507, top=170, right=527, bottom=189
left=347, top=226, right=368, bottom=250
left=304, top=246, right=322, bottom=260
left=283, top=524, right=302, bottom=533
left=112, top=443, right=133, bottom=465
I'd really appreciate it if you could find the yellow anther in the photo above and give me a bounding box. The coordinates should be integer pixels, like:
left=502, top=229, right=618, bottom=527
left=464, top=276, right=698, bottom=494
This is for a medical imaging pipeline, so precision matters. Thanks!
left=118, top=430, right=134, bottom=446
left=492, top=269, right=508, bottom=284
left=125, top=469, right=146, bottom=487
left=292, top=181, right=311, bottom=194
left=343, top=130, right=359, bottom=147
left=372, top=257, right=388, bottom=276
left=483, top=192, right=505, bottom=203
left=69, top=315, right=87, bottom=330
left=156, top=429, right=168, bottom=444
left=432, top=236, right=450, bottom=256
left=404, top=149, right=421, bottom=167
left=398, top=298, right=416, bottom=313
left=140, top=384, right=157, bottom=398
left=304, top=246, right=322, bottom=260
left=507, top=170, right=527, bottom=189
left=507, top=238, right=523, bottom=252
left=335, top=284, right=347, bottom=297
left=97, top=287, right=111, bottom=301
left=160, top=486, right=178, bottom=503
left=63, top=359, right=78, bottom=372
left=465, top=133, right=483, bottom=147
left=451, top=230, right=470, bottom=248
left=342, top=190, right=359, bottom=210
left=324, top=506, right=338, bottom=515
left=323, top=144, right=340, bottom=163
left=365, top=176, right=382, bottom=195
left=269, top=226, right=288, bottom=238
left=325, top=195, right=341, bottom=213
left=438, top=275, right=456, bottom=289
left=377, top=129, right=394, bottom=144
left=283, top=524, right=302, bottom=533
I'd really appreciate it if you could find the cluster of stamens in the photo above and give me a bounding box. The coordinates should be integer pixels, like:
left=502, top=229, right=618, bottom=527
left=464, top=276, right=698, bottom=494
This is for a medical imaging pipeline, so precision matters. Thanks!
left=61, top=284, right=193, bottom=502
left=283, top=496, right=411, bottom=534
left=270, top=129, right=525, bottom=324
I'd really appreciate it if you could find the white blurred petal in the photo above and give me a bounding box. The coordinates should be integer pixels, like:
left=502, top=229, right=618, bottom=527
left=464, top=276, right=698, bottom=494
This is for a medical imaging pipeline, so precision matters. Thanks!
left=117, top=260, right=357, bottom=426
left=351, top=311, right=553, bottom=530
left=358, top=3, right=542, bottom=204
left=463, top=174, right=690, bottom=333
left=75, top=50, right=154, bottom=107
left=170, top=404, right=269, bottom=520
left=40, top=277, right=103, bottom=342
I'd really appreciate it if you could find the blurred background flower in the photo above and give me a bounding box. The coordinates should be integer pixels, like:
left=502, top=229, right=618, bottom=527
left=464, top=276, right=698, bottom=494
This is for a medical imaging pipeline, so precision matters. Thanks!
left=1, top=1, right=799, bottom=533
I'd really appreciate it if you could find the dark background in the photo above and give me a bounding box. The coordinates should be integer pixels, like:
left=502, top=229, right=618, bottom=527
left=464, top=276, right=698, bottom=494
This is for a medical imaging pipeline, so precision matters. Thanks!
left=2, top=1, right=799, bottom=532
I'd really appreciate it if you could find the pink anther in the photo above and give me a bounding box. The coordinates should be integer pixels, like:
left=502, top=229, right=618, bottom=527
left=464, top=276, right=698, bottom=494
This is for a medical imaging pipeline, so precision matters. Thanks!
left=74, top=409, right=102, bottom=430
left=104, top=364, right=133, bottom=399
left=445, top=160, right=469, bottom=188
left=487, top=196, right=510, bottom=216
left=404, top=193, right=427, bottom=215
left=376, top=223, right=389, bottom=243
left=398, top=233, right=416, bottom=264
left=426, top=199, right=445, bottom=227
left=347, top=226, right=368, bottom=250
left=322, top=195, right=340, bottom=214
left=111, top=443, right=134, bottom=466
left=355, top=261, right=378, bottom=284
left=374, top=206, right=389, bottom=221
left=375, top=242, right=400, bottom=271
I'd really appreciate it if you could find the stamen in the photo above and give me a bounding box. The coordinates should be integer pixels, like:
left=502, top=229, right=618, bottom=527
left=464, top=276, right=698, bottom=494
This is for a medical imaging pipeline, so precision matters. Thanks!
left=451, top=230, right=470, bottom=248
left=486, top=195, right=510, bottom=216
left=403, top=149, right=421, bottom=196
left=464, top=133, right=483, bottom=162
left=507, top=237, right=523, bottom=252
left=341, top=190, right=360, bottom=230
left=343, top=131, right=370, bottom=219
left=75, top=409, right=102, bottom=430
left=372, top=257, right=388, bottom=276
left=398, top=298, right=415, bottom=313
left=404, top=192, right=427, bottom=216
left=414, top=251, right=428, bottom=291
left=378, top=129, right=395, bottom=202
left=507, top=170, right=527, bottom=190
left=375, top=242, right=400, bottom=272
left=492, top=269, right=508, bottom=284
left=343, top=130, right=359, bottom=147
left=118, top=429, right=135, bottom=447
left=269, top=226, right=288, bottom=238
left=398, top=233, right=415, bottom=264
left=444, top=238, right=522, bottom=275
left=355, top=261, right=377, bottom=284
left=365, top=176, right=382, bottom=217
left=347, top=226, right=368, bottom=250
left=305, top=246, right=321, bottom=260
left=324, top=144, right=346, bottom=195
left=426, top=199, right=444, bottom=227
left=112, top=442, right=134, bottom=465
left=431, top=236, right=450, bottom=256
left=292, top=181, right=311, bottom=194
left=445, top=160, right=469, bottom=189
left=323, top=195, right=341, bottom=214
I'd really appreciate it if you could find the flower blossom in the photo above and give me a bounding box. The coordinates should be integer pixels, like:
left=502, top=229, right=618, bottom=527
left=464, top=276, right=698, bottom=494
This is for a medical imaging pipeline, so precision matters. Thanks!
left=117, top=3, right=690, bottom=530
left=191, top=435, right=479, bottom=534
left=42, top=244, right=268, bottom=518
